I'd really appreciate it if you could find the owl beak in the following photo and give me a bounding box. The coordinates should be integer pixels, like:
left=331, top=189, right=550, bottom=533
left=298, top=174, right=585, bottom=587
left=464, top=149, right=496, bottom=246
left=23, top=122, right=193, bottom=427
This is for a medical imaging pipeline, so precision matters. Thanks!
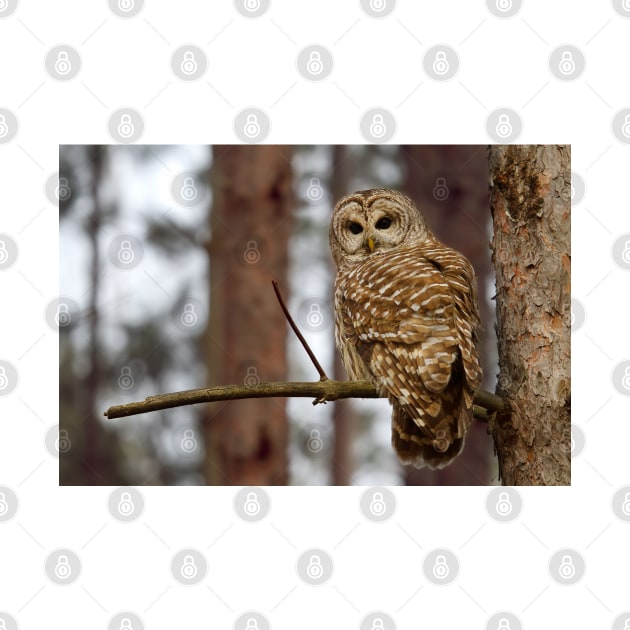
left=367, top=237, right=375, bottom=252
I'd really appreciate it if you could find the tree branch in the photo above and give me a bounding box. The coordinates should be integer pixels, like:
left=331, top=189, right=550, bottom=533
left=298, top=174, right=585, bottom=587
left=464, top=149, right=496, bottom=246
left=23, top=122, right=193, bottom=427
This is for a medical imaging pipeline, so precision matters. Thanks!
left=104, top=281, right=507, bottom=424
left=104, top=380, right=505, bottom=420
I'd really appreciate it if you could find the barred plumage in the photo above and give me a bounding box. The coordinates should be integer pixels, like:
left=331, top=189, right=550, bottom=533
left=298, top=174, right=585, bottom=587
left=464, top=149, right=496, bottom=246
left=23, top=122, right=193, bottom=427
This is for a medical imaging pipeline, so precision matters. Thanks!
left=330, top=188, right=482, bottom=469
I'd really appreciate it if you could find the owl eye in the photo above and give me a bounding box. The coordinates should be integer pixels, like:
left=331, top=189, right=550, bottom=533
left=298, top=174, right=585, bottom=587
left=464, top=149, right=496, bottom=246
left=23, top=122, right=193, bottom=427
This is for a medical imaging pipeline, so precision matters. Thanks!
left=375, top=216, right=391, bottom=230
left=348, top=221, right=363, bottom=235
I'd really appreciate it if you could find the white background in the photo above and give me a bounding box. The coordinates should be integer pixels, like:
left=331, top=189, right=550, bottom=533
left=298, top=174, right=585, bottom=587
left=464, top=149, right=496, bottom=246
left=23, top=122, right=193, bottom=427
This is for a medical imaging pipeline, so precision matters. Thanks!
left=1, top=1, right=629, bottom=628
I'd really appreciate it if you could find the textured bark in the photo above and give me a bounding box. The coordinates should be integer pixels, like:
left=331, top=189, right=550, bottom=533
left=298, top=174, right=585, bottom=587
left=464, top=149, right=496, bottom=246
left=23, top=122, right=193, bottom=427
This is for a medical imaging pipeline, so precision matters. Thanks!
left=489, top=145, right=571, bottom=486
left=204, top=146, right=293, bottom=485
left=402, top=145, right=494, bottom=485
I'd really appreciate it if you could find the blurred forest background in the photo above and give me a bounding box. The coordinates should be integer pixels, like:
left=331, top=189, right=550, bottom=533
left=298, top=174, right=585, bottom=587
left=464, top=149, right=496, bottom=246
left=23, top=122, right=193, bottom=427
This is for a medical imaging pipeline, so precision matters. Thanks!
left=59, top=144, right=498, bottom=486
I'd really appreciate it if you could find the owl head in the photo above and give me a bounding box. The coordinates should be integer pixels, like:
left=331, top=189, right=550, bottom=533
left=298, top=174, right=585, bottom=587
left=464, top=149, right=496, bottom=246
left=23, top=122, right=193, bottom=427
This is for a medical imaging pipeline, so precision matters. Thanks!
left=329, top=188, right=430, bottom=267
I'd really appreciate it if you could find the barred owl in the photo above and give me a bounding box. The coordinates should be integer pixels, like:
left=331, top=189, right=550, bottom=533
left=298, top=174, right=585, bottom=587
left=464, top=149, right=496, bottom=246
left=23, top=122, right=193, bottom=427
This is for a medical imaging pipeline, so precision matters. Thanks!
left=329, top=188, right=482, bottom=469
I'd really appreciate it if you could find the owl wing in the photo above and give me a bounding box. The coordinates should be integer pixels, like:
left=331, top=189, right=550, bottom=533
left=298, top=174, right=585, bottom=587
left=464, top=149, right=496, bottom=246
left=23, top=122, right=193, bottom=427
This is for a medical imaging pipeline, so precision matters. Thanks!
left=340, top=243, right=481, bottom=435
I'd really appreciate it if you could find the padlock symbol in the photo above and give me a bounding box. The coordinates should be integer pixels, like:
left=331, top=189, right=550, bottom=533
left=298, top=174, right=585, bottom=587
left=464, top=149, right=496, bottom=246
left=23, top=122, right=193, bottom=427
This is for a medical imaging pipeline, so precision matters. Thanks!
left=307, top=177, right=323, bottom=201
left=244, top=366, right=260, bottom=386
left=307, top=303, right=323, bottom=327
left=244, top=0, right=261, bottom=11
left=117, top=114, right=135, bottom=138
left=370, top=619, right=385, bottom=630
left=0, top=366, right=7, bottom=389
left=495, top=491, right=513, bottom=516
left=0, top=241, right=8, bottom=264
left=432, top=554, right=449, bottom=579
left=369, top=491, right=386, bottom=516
left=54, top=51, right=72, bottom=75
left=181, top=177, right=197, bottom=201
left=306, top=554, right=323, bottom=579
left=622, top=366, right=630, bottom=390
left=497, top=619, right=511, bottom=630
left=558, top=51, right=575, bottom=75
left=432, top=51, right=449, bottom=75
left=181, top=51, right=198, bottom=75
left=118, top=491, right=135, bottom=516
left=56, top=177, right=71, bottom=201
left=0, top=114, right=8, bottom=138
left=369, top=0, right=386, bottom=12
left=181, top=555, right=198, bottom=579
left=244, top=114, right=261, bottom=138
left=621, top=492, right=630, bottom=516
left=307, top=51, right=324, bottom=75
left=118, top=239, right=135, bottom=264
left=622, top=114, right=630, bottom=138
left=56, top=428, right=71, bottom=453
left=433, top=177, right=448, bottom=200
left=181, top=303, right=198, bottom=327
left=244, top=240, right=260, bottom=263
left=0, top=492, right=8, bottom=516
left=118, top=366, right=134, bottom=390
left=56, top=303, right=72, bottom=327
left=369, top=114, right=386, bottom=138
left=623, top=619, right=630, bottom=630
left=54, top=554, right=72, bottom=579
left=245, top=619, right=259, bottom=630
left=181, top=429, right=197, bottom=452
left=621, top=241, right=630, bottom=264
left=495, top=114, right=512, bottom=138
left=496, top=0, right=512, bottom=11
left=558, top=554, right=575, bottom=579
left=244, top=492, right=261, bottom=516
left=118, top=0, right=135, bottom=12
left=119, top=618, right=133, bottom=630
left=307, top=429, right=323, bottom=453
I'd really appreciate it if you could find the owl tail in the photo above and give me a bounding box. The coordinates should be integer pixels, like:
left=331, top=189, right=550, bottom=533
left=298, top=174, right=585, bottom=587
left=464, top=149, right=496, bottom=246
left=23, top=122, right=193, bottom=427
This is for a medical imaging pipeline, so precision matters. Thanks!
left=390, top=406, right=468, bottom=470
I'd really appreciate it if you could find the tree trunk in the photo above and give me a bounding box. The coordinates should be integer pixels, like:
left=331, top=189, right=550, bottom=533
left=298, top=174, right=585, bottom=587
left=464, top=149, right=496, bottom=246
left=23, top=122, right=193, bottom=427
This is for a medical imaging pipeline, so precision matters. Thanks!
left=82, top=145, right=105, bottom=484
left=489, top=145, right=571, bottom=486
left=204, top=145, right=293, bottom=485
left=402, top=145, right=494, bottom=485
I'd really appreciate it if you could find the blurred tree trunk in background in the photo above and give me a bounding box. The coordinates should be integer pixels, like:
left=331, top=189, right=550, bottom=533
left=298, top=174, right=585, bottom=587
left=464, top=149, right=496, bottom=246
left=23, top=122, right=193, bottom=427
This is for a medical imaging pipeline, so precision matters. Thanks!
left=402, top=145, right=494, bottom=485
left=204, top=146, right=293, bottom=485
left=82, top=145, right=105, bottom=484
left=489, top=145, right=570, bottom=485
left=330, top=145, right=357, bottom=485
